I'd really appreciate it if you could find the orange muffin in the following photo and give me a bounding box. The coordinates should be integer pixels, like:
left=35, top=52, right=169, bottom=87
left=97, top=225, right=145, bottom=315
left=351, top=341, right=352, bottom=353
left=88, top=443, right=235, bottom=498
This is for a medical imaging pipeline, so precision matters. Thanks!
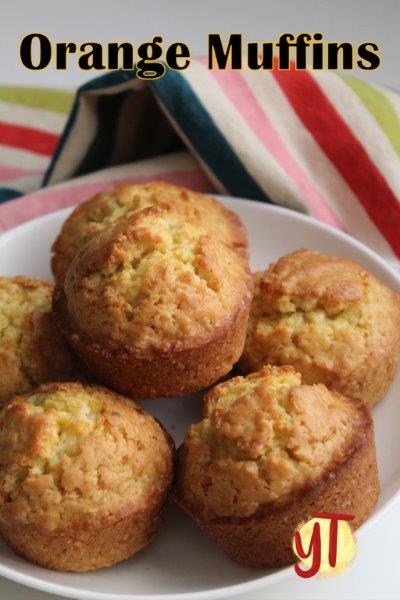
left=0, top=276, right=79, bottom=404
left=0, top=382, right=174, bottom=572
left=51, top=181, right=248, bottom=281
left=239, top=249, right=400, bottom=407
left=53, top=206, right=253, bottom=399
left=175, top=365, right=379, bottom=567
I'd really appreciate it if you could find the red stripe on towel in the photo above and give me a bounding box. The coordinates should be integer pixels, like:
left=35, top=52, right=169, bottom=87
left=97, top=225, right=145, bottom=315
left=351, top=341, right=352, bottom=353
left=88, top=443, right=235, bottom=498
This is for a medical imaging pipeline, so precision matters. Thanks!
left=0, top=121, right=59, bottom=156
left=273, top=65, right=400, bottom=257
left=205, top=63, right=344, bottom=229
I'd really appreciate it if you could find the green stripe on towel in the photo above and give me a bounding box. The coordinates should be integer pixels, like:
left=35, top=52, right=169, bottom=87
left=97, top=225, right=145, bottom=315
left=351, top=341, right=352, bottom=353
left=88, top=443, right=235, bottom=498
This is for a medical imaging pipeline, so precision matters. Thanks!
left=340, top=76, right=400, bottom=155
left=0, top=86, right=73, bottom=115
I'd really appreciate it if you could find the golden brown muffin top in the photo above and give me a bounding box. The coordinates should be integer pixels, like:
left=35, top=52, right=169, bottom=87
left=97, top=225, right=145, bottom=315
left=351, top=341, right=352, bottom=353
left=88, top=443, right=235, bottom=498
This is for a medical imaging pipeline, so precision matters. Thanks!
left=176, top=365, right=365, bottom=519
left=240, top=249, right=400, bottom=386
left=51, top=181, right=248, bottom=280
left=61, top=206, right=253, bottom=354
left=0, top=276, right=77, bottom=403
left=0, top=382, right=174, bottom=530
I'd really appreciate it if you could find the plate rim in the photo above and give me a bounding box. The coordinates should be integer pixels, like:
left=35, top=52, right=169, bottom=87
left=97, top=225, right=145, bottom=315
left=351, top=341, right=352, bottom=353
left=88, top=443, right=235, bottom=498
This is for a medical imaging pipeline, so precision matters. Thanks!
left=0, top=194, right=399, bottom=600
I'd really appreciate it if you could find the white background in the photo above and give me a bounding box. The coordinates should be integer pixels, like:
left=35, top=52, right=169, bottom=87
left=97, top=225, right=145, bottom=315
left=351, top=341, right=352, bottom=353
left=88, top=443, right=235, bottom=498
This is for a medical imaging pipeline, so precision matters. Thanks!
left=0, top=1, right=399, bottom=599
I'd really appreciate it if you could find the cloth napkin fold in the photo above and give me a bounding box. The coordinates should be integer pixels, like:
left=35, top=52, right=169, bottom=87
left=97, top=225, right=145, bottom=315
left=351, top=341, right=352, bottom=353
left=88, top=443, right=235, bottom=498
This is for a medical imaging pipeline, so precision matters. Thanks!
left=0, top=64, right=399, bottom=263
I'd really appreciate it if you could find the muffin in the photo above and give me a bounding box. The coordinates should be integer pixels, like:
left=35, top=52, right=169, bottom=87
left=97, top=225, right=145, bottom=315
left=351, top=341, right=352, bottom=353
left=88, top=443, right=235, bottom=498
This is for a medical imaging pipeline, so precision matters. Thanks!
left=239, top=249, right=400, bottom=407
left=53, top=206, right=253, bottom=399
left=0, top=276, right=79, bottom=405
left=51, top=181, right=248, bottom=281
left=0, top=382, right=174, bottom=572
left=174, top=365, right=379, bottom=567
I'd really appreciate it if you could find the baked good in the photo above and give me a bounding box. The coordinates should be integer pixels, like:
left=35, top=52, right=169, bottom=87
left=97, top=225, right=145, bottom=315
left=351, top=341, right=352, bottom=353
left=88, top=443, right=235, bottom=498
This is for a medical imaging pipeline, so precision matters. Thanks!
left=0, top=276, right=79, bottom=405
left=51, top=181, right=248, bottom=281
left=0, top=382, right=174, bottom=572
left=239, top=249, right=400, bottom=407
left=174, top=365, right=379, bottom=567
left=53, top=206, right=253, bottom=399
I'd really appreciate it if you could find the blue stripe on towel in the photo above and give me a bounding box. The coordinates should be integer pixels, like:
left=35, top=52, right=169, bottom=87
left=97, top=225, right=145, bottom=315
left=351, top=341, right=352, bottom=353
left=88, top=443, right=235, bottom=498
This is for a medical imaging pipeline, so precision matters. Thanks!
left=0, top=188, right=22, bottom=203
left=151, top=70, right=274, bottom=204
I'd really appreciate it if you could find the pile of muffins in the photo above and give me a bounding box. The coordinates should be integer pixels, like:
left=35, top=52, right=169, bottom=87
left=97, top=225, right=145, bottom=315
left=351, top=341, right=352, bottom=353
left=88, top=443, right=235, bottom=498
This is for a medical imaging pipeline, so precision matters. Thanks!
left=0, top=181, right=399, bottom=572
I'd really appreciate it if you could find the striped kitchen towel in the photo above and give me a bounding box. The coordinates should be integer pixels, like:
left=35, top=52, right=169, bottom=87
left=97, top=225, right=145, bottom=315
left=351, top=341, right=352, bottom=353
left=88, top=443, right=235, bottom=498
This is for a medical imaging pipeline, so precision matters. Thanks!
left=0, top=64, right=399, bottom=263
left=0, top=86, right=73, bottom=200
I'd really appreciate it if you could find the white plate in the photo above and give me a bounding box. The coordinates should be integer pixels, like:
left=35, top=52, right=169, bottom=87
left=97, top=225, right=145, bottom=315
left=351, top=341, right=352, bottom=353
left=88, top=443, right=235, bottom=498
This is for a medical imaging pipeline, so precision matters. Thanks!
left=0, top=196, right=399, bottom=600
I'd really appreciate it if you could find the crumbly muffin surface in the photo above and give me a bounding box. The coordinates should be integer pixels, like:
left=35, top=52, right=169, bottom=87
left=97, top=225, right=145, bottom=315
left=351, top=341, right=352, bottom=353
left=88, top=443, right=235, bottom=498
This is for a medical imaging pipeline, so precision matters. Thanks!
left=0, top=382, right=173, bottom=530
left=177, top=366, right=362, bottom=519
left=0, top=277, right=77, bottom=403
left=63, top=207, right=252, bottom=354
left=240, top=249, right=400, bottom=398
left=52, top=182, right=248, bottom=280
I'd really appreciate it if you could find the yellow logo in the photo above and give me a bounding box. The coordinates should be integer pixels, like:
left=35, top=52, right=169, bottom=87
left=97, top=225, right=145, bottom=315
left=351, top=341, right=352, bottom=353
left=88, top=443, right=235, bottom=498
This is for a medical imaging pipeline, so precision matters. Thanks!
left=293, top=512, right=356, bottom=578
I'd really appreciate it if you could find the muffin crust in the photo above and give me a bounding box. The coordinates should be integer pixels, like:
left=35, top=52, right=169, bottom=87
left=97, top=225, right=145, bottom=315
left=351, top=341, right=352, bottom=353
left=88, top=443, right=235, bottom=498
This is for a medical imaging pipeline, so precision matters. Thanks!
left=53, top=207, right=253, bottom=398
left=239, top=249, right=400, bottom=406
left=175, top=365, right=379, bottom=566
left=51, top=181, right=248, bottom=281
left=0, top=382, right=174, bottom=571
left=0, top=276, right=78, bottom=404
